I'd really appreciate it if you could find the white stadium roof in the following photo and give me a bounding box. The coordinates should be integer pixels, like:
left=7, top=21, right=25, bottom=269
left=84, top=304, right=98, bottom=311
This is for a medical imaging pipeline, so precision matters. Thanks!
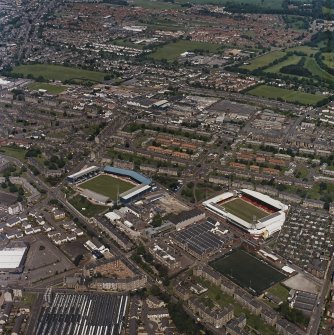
left=120, top=184, right=151, bottom=201
left=240, top=189, right=288, bottom=211
left=67, top=166, right=99, bottom=180
left=0, top=247, right=27, bottom=269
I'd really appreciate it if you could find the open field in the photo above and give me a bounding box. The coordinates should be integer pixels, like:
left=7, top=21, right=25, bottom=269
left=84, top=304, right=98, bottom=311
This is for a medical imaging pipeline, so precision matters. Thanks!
left=0, top=146, right=27, bottom=161
left=150, top=40, right=222, bottom=61
left=68, top=194, right=108, bottom=217
left=305, top=57, right=334, bottom=82
left=12, top=64, right=106, bottom=83
left=265, top=55, right=302, bottom=73
left=134, top=0, right=181, bottom=9
left=180, top=0, right=283, bottom=8
left=112, top=39, right=143, bottom=49
left=288, top=46, right=317, bottom=56
left=79, top=174, right=135, bottom=200
left=323, top=52, right=334, bottom=67
left=27, top=82, right=66, bottom=94
left=266, top=283, right=290, bottom=301
left=220, top=198, right=268, bottom=223
left=241, top=51, right=286, bottom=71
left=210, top=249, right=286, bottom=294
left=247, top=85, right=327, bottom=106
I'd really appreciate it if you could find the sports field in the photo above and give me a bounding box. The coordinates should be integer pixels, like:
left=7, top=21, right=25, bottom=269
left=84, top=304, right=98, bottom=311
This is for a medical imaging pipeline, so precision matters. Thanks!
left=150, top=40, right=222, bottom=61
left=79, top=175, right=135, bottom=200
left=247, top=85, right=327, bottom=106
left=210, top=249, right=286, bottom=295
left=12, top=64, right=106, bottom=83
left=220, top=198, right=268, bottom=223
left=264, top=55, right=302, bottom=74
left=27, top=82, right=66, bottom=94
left=241, top=51, right=286, bottom=71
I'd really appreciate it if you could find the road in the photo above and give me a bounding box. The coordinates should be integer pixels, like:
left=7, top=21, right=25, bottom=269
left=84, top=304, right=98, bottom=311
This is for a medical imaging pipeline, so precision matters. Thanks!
left=307, top=257, right=334, bottom=335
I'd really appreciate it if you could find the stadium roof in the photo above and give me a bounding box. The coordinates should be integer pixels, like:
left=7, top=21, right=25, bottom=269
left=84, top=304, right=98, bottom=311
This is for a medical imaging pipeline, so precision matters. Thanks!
left=240, top=189, right=288, bottom=211
left=67, top=166, right=100, bottom=180
left=0, top=246, right=27, bottom=269
left=104, top=166, right=151, bottom=185
left=121, top=184, right=151, bottom=201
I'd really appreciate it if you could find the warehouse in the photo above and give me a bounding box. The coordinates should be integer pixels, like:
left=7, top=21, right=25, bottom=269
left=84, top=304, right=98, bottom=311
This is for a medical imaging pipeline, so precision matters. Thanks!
left=35, top=292, right=128, bottom=335
left=0, top=243, right=28, bottom=273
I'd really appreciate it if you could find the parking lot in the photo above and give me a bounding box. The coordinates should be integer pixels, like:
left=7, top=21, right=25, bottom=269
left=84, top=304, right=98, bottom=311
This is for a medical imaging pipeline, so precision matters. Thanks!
left=24, top=235, right=74, bottom=284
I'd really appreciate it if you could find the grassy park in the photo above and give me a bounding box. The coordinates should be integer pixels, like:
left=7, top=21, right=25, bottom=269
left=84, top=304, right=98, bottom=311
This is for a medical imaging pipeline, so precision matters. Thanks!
left=247, top=85, right=327, bottom=106
left=12, top=64, right=106, bottom=83
left=241, top=51, right=286, bottom=71
left=68, top=194, right=108, bottom=217
left=27, top=82, right=66, bottom=94
left=150, top=40, right=222, bottom=61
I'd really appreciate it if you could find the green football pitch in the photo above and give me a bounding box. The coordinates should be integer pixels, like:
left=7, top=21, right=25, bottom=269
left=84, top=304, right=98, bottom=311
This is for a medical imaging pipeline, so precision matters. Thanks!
left=210, top=249, right=286, bottom=294
left=220, top=198, right=268, bottom=223
left=79, top=175, right=135, bottom=200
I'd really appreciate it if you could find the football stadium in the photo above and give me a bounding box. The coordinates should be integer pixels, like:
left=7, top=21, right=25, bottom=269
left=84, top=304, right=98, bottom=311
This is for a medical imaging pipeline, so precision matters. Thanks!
left=203, top=189, right=288, bottom=239
left=68, top=166, right=151, bottom=205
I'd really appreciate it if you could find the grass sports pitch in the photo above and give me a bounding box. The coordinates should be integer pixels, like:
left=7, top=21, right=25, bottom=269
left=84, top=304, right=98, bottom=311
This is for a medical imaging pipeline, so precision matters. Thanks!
left=210, top=249, right=286, bottom=295
left=79, top=175, right=135, bottom=200
left=219, top=198, right=268, bottom=223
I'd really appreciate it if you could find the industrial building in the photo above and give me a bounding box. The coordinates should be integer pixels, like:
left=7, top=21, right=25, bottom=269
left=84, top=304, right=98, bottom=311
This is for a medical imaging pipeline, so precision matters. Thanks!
left=0, top=242, right=28, bottom=273
left=35, top=292, right=128, bottom=335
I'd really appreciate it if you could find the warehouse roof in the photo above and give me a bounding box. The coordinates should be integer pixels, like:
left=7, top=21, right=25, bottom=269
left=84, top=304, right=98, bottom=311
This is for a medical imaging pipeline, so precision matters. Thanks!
left=0, top=246, right=27, bottom=269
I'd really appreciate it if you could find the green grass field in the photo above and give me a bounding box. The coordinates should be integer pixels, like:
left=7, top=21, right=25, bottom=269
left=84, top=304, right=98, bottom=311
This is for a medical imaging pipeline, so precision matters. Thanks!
left=134, top=0, right=181, bottom=9
left=112, top=39, right=143, bottom=49
left=265, top=55, right=302, bottom=73
left=220, top=198, right=268, bottom=223
left=0, top=146, right=27, bottom=162
left=68, top=194, right=108, bottom=217
left=150, top=40, right=221, bottom=61
left=266, top=283, right=290, bottom=301
left=12, top=64, right=106, bottom=83
left=210, top=249, right=286, bottom=294
left=241, top=51, right=286, bottom=71
left=305, top=57, right=334, bottom=82
left=288, top=46, right=317, bottom=56
left=181, top=0, right=283, bottom=8
left=27, top=82, right=66, bottom=94
left=247, top=85, right=326, bottom=106
left=79, top=174, right=135, bottom=200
